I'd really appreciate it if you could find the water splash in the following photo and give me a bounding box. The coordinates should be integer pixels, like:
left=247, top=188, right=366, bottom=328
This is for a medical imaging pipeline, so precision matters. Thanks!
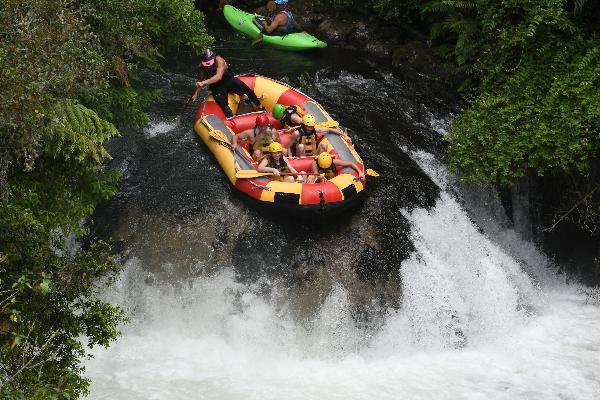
left=86, top=225, right=600, bottom=400
left=143, top=120, right=179, bottom=138
left=86, top=49, right=599, bottom=399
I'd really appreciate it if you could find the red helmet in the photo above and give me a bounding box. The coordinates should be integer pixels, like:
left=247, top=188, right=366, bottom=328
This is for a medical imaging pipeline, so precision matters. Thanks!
left=255, top=114, right=270, bottom=127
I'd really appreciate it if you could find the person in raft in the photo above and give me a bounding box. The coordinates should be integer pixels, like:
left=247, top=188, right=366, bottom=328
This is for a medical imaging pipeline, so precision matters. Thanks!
left=231, top=114, right=288, bottom=161
left=258, top=142, right=302, bottom=183
left=293, top=113, right=355, bottom=157
left=272, top=103, right=303, bottom=128
left=305, top=151, right=365, bottom=184
left=191, top=48, right=264, bottom=118
left=291, top=114, right=333, bottom=157
left=261, top=0, right=303, bottom=35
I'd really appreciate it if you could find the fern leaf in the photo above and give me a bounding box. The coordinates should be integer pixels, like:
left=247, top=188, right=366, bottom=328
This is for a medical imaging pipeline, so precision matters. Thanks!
left=50, top=99, right=119, bottom=165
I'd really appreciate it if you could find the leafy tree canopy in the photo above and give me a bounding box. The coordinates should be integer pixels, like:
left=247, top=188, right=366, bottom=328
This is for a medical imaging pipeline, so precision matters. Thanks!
left=316, top=0, right=600, bottom=232
left=0, top=0, right=211, bottom=398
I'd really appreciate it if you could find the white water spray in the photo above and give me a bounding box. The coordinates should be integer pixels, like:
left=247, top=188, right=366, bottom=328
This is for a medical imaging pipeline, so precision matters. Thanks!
left=86, top=151, right=600, bottom=400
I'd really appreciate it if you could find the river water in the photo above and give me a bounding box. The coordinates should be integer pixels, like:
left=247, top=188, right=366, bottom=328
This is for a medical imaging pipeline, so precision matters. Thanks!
left=85, top=13, right=600, bottom=400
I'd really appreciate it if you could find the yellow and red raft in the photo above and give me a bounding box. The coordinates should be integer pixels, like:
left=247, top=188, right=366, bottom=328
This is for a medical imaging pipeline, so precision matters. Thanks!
left=193, top=75, right=368, bottom=215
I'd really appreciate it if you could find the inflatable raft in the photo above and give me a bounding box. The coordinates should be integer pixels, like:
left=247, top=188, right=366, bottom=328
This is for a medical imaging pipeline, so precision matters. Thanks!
left=223, top=5, right=326, bottom=51
left=193, top=75, right=368, bottom=215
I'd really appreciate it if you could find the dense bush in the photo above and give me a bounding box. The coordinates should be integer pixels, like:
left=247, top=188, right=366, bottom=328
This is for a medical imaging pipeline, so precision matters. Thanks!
left=443, top=0, right=600, bottom=232
left=312, top=0, right=600, bottom=233
left=0, top=1, right=211, bottom=398
left=446, top=1, right=600, bottom=182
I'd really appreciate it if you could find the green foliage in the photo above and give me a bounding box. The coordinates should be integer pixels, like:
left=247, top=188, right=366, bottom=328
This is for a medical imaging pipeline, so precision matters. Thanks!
left=296, top=72, right=318, bottom=94
left=0, top=0, right=109, bottom=190
left=440, top=0, right=600, bottom=231
left=52, top=100, right=120, bottom=163
left=449, top=38, right=600, bottom=184
left=0, top=0, right=212, bottom=398
left=446, top=0, right=600, bottom=183
left=314, top=0, right=418, bottom=20
left=313, top=0, right=600, bottom=231
left=78, top=0, right=213, bottom=65
left=83, top=83, right=162, bottom=128
left=421, top=0, right=482, bottom=71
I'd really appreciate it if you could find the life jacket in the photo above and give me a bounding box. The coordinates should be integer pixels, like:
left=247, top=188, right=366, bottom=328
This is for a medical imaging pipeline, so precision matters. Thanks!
left=317, top=164, right=337, bottom=180
left=297, top=125, right=317, bottom=156
left=266, top=156, right=290, bottom=172
left=266, top=156, right=290, bottom=181
left=200, top=57, right=233, bottom=87
left=252, top=126, right=274, bottom=153
left=269, top=11, right=294, bottom=35
left=280, top=105, right=299, bottom=128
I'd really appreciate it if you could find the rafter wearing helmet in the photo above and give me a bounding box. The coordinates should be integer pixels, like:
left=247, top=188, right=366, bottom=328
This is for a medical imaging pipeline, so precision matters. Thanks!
left=258, top=141, right=302, bottom=183
left=262, top=0, right=303, bottom=36
left=272, top=103, right=304, bottom=128
left=232, top=113, right=288, bottom=161
left=192, top=48, right=265, bottom=118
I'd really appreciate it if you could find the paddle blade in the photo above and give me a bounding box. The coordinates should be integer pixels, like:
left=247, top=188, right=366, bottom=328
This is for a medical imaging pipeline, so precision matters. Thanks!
left=366, top=168, right=380, bottom=177
left=251, top=34, right=264, bottom=45
left=236, top=170, right=270, bottom=179
left=209, top=129, right=230, bottom=144
left=319, top=120, right=339, bottom=128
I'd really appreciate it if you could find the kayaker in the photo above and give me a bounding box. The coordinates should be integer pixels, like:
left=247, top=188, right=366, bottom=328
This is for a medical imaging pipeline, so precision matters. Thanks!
left=192, top=48, right=264, bottom=118
left=258, top=142, right=302, bottom=183
left=232, top=114, right=286, bottom=161
left=272, top=103, right=303, bottom=128
left=308, top=151, right=365, bottom=183
left=261, top=0, right=303, bottom=36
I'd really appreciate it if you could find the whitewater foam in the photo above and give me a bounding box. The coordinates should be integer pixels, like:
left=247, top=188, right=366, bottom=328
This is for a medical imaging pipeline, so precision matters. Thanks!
left=85, top=149, right=600, bottom=400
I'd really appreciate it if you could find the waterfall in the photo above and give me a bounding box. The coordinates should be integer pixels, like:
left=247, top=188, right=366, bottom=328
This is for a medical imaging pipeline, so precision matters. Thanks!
left=85, top=148, right=600, bottom=400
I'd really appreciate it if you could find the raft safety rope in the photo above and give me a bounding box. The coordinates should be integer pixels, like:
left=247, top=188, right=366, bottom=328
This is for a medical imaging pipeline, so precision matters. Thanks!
left=249, top=181, right=271, bottom=191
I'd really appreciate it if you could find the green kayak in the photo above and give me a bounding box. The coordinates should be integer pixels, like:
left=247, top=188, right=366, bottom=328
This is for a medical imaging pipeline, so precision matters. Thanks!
left=223, top=5, right=326, bottom=51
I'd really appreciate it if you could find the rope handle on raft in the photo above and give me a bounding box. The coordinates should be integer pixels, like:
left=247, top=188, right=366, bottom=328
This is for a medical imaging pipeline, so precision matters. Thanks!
left=235, top=171, right=320, bottom=179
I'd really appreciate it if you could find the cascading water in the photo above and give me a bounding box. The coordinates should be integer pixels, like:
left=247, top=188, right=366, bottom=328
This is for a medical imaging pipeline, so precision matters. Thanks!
left=86, top=142, right=600, bottom=399
left=85, top=22, right=600, bottom=400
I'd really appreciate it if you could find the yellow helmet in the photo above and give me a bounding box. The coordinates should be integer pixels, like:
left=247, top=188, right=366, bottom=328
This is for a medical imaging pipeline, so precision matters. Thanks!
left=317, top=152, right=333, bottom=169
left=268, top=142, right=283, bottom=153
left=302, top=114, right=317, bottom=127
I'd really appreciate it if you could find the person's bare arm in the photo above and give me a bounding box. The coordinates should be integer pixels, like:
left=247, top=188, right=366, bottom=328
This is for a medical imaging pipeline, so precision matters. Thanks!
left=262, top=14, right=285, bottom=34
left=232, top=128, right=253, bottom=150
left=258, top=158, right=280, bottom=175
left=334, top=159, right=364, bottom=179
left=310, top=160, right=319, bottom=174
left=318, top=127, right=353, bottom=144
left=191, top=70, right=207, bottom=101
left=316, top=127, right=341, bottom=134
left=270, top=127, right=281, bottom=142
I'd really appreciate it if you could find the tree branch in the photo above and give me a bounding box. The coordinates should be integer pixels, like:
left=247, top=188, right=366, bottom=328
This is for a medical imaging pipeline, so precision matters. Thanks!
left=544, top=183, right=600, bottom=232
